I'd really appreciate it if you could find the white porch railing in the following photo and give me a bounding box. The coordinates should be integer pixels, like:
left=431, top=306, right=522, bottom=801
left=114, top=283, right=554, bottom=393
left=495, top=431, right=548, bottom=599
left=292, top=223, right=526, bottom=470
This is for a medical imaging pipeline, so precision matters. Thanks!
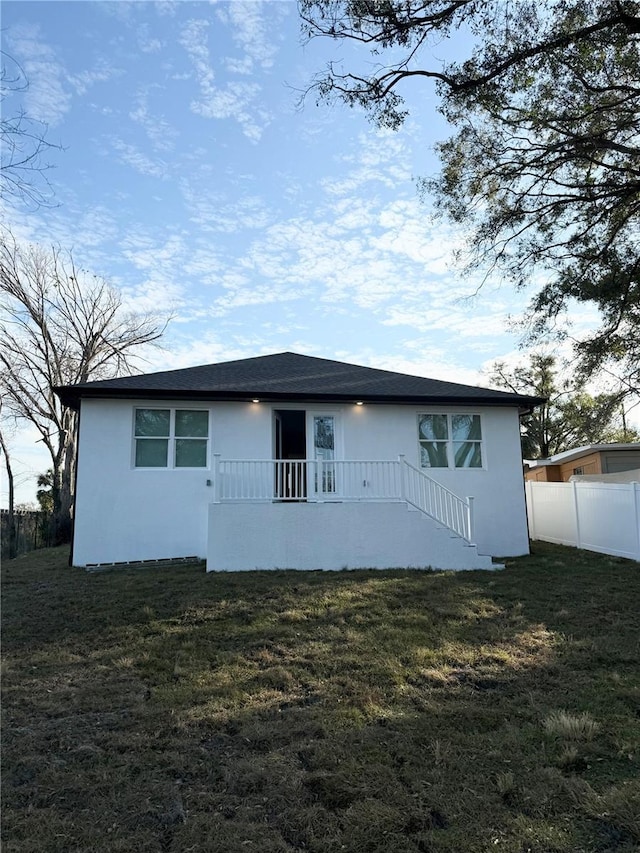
left=400, top=458, right=474, bottom=543
left=213, top=455, right=475, bottom=543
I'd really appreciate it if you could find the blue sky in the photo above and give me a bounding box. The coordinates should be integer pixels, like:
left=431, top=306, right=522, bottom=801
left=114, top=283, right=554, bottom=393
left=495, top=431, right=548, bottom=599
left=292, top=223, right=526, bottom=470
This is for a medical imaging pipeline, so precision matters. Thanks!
left=0, top=0, right=605, bottom=505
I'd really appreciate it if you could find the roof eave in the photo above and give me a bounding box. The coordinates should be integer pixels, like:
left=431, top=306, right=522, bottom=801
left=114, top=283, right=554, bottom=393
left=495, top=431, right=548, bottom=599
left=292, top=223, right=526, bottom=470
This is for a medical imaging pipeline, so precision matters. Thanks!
left=54, top=386, right=545, bottom=411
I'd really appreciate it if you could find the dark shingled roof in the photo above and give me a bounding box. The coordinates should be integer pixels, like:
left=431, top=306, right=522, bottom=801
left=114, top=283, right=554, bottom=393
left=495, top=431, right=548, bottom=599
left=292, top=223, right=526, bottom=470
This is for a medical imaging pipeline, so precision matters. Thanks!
left=54, top=351, right=544, bottom=411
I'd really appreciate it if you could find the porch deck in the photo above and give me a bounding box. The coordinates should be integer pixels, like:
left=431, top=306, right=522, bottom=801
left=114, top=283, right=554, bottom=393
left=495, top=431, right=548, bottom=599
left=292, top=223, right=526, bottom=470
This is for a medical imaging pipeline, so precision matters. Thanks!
left=206, top=457, right=493, bottom=573
left=213, top=455, right=475, bottom=542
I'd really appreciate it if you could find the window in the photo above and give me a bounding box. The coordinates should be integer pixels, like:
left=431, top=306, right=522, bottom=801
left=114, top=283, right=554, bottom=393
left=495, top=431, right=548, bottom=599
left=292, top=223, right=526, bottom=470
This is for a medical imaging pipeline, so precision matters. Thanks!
left=134, top=408, right=209, bottom=468
left=418, top=414, right=483, bottom=469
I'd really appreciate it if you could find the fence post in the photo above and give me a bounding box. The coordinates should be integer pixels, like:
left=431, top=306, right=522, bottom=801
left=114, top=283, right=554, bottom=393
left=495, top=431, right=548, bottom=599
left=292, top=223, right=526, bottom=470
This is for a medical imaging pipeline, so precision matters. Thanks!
left=572, top=480, right=582, bottom=549
left=213, top=454, right=221, bottom=503
left=525, top=481, right=535, bottom=540
left=632, top=482, right=640, bottom=562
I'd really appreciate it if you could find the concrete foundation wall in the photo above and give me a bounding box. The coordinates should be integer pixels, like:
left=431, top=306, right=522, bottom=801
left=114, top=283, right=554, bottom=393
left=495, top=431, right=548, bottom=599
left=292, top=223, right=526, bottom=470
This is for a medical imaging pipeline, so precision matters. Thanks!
left=207, top=501, right=494, bottom=572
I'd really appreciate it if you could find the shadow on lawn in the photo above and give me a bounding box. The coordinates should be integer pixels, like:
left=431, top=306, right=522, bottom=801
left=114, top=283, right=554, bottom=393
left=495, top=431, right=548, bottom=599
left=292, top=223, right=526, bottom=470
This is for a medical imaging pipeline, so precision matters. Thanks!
left=2, top=543, right=639, bottom=853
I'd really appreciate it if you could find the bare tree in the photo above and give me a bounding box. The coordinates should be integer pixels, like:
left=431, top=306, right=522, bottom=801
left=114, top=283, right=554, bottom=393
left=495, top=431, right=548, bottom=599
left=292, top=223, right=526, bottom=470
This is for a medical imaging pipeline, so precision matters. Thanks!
left=1, top=51, right=62, bottom=209
left=0, top=230, right=169, bottom=543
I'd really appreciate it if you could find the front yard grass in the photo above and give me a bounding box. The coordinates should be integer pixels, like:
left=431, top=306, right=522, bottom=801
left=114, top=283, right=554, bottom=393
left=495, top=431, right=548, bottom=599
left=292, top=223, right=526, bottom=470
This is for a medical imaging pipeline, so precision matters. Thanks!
left=2, top=543, right=639, bottom=852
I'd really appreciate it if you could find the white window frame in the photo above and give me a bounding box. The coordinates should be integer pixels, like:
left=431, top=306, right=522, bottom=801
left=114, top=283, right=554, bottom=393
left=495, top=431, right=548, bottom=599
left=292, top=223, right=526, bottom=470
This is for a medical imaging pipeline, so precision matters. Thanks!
left=133, top=407, right=210, bottom=470
left=417, top=412, right=484, bottom=470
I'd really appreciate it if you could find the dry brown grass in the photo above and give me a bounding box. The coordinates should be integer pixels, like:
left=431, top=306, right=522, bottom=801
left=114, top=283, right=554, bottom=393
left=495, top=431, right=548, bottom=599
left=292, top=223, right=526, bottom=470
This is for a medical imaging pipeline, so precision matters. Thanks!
left=543, top=710, right=600, bottom=741
left=2, top=542, right=639, bottom=852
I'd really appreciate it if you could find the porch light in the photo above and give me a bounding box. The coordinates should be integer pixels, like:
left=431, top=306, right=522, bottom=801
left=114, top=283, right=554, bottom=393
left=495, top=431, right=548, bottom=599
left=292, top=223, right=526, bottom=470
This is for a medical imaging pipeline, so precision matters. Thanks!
left=252, top=398, right=260, bottom=403
left=355, top=401, right=364, bottom=406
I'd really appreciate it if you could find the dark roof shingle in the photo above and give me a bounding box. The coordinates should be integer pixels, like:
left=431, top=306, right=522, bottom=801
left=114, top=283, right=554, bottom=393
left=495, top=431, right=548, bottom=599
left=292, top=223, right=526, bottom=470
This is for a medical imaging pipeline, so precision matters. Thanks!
left=54, top=351, right=544, bottom=410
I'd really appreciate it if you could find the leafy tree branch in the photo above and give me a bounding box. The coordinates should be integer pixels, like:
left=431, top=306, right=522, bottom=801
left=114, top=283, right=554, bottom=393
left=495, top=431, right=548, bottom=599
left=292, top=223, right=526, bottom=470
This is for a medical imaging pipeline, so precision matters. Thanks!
left=301, top=1, right=640, bottom=387
left=488, top=353, right=637, bottom=459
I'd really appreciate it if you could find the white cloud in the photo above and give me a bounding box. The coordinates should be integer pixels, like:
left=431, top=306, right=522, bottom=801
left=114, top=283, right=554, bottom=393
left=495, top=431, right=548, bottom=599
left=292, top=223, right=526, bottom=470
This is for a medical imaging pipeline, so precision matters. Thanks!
left=67, top=206, right=120, bottom=249
left=146, top=333, right=272, bottom=373
left=129, top=88, right=178, bottom=152
left=322, top=195, right=379, bottom=232
left=190, top=80, right=272, bottom=142
left=154, top=1, right=179, bottom=18
left=6, top=23, right=117, bottom=128
left=110, top=138, right=170, bottom=179
left=373, top=203, right=461, bottom=273
left=68, top=62, right=120, bottom=95
left=220, top=1, right=283, bottom=72
left=179, top=16, right=273, bottom=141
left=7, top=24, right=72, bottom=127
left=321, top=131, right=413, bottom=196
left=136, top=22, right=163, bottom=53
left=180, top=179, right=272, bottom=233
left=179, top=19, right=216, bottom=97
left=118, top=229, right=225, bottom=319
left=330, top=344, right=488, bottom=389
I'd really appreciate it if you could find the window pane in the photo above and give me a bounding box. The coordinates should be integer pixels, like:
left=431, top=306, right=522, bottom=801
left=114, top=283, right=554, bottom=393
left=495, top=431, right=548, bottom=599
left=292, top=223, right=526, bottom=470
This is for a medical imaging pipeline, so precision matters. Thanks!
left=135, top=409, right=170, bottom=437
left=136, top=438, right=168, bottom=467
left=453, top=441, right=482, bottom=468
left=418, top=414, right=448, bottom=441
left=175, top=439, right=207, bottom=467
left=451, top=415, right=482, bottom=441
left=175, top=410, right=209, bottom=437
left=314, top=416, right=335, bottom=460
left=420, top=442, right=449, bottom=468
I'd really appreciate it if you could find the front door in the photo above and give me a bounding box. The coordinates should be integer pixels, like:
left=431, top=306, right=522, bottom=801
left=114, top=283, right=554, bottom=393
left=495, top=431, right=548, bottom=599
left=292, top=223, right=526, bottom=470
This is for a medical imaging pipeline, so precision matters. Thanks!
left=273, top=410, right=340, bottom=500
left=308, top=413, right=338, bottom=498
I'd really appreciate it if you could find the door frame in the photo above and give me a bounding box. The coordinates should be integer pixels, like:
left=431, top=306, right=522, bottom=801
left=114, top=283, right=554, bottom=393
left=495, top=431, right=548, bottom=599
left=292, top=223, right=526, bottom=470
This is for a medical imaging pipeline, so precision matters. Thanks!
left=270, top=407, right=344, bottom=500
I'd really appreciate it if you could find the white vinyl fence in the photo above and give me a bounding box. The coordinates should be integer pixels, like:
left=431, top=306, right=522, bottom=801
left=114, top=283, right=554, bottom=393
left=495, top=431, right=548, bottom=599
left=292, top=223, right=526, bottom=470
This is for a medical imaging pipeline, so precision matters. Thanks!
left=525, top=480, right=640, bottom=562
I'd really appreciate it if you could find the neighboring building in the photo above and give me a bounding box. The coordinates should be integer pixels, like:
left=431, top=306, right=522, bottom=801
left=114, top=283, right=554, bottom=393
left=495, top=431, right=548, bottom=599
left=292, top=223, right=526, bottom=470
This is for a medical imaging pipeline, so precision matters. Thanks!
left=524, top=443, right=640, bottom=483
left=55, top=352, right=543, bottom=571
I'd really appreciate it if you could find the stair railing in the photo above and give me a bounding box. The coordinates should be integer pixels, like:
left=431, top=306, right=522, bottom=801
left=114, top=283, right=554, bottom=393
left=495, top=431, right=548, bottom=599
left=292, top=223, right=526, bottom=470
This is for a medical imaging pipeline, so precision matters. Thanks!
left=399, top=455, right=475, bottom=544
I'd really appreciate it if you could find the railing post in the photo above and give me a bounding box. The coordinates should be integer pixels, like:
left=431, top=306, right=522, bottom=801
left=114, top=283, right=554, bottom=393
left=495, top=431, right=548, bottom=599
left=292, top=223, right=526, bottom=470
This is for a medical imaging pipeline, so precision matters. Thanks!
left=213, top=453, right=221, bottom=503
left=398, top=454, right=406, bottom=501
left=466, top=496, right=475, bottom=545
left=308, top=459, right=315, bottom=501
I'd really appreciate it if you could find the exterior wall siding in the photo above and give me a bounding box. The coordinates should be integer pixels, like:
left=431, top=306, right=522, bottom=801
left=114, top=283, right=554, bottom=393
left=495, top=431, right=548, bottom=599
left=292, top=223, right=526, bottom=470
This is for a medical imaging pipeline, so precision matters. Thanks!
left=525, top=465, right=562, bottom=482
left=558, top=451, right=602, bottom=480
left=525, top=449, right=640, bottom=483
left=72, top=398, right=530, bottom=566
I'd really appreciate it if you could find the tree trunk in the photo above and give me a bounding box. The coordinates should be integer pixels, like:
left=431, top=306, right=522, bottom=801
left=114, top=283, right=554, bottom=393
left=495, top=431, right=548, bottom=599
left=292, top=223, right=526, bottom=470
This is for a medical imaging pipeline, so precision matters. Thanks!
left=59, top=411, right=76, bottom=543
left=0, top=429, right=17, bottom=558
left=51, top=408, right=77, bottom=545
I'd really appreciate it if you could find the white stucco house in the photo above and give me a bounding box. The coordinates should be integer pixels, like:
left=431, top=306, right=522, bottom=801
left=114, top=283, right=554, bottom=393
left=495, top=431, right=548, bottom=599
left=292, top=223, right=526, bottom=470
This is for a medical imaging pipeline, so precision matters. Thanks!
left=55, top=352, right=543, bottom=571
